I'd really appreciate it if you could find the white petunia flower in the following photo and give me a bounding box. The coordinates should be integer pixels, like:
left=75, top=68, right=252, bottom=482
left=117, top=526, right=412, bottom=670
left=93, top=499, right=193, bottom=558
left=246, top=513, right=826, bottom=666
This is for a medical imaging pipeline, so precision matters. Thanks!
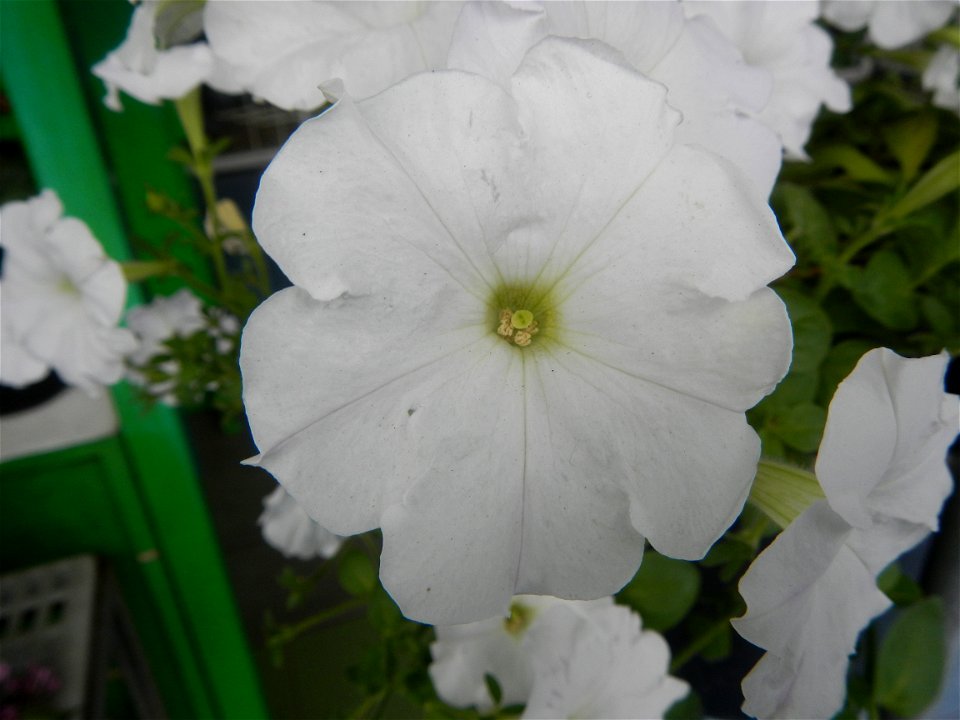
left=241, top=38, right=795, bottom=624
left=523, top=601, right=688, bottom=719
left=202, top=0, right=465, bottom=110
left=733, top=349, right=958, bottom=719
left=822, top=0, right=955, bottom=50
left=683, top=0, right=851, bottom=159
left=0, top=190, right=137, bottom=392
left=447, top=1, right=782, bottom=197
left=125, top=288, right=207, bottom=404
left=430, top=595, right=605, bottom=711
left=92, top=0, right=213, bottom=111
left=923, top=45, right=960, bottom=114
left=430, top=595, right=687, bottom=719
left=259, top=485, right=343, bottom=560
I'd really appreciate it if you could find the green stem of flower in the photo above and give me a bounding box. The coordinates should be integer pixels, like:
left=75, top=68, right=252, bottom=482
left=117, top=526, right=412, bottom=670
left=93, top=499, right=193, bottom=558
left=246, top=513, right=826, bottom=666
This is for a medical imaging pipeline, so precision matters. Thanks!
left=121, top=259, right=177, bottom=282
left=267, top=596, right=365, bottom=650
left=929, top=25, right=960, bottom=49
left=669, top=617, right=732, bottom=673
left=749, top=459, right=824, bottom=530
left=174, top=90, right=230, bottom=294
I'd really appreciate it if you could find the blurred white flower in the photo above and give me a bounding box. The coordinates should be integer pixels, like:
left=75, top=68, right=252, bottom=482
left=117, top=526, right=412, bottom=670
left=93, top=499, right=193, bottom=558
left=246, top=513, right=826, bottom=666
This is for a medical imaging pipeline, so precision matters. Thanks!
left=430, top=595, right=595, bottom=711
left=125, top=288, right=206, bottom=403
left=241, top=38, right=794, bottom=624
left=430, top=596, right=687, bottom=719
left=733, top=349, right=958, bottom=719
left=448, top=0, right=782, bottom=196
left=259, top=485, right=343, bottom=560
left=0, top=190, right=136, bottom=392
left=203, top=0, right=464, bottom=110
left=923, top=45, right=960, bottom=113
left=822, top=0, right=955, bottom=50
left=523, top=600, right=688, bottom=719
left=683, top=0, right=851, bottom=159
left=209, top=307, right=240, bottom=355
left=93, top=0, right=213, bottom=111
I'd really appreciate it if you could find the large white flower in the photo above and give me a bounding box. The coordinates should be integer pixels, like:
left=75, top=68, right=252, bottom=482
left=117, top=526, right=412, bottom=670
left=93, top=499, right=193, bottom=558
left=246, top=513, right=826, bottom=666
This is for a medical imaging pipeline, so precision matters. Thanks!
left=259, top=485, right=343, bottom=560
left=125, top=288, right=207, bottom=403
left=241, top=38, right=794, bottom=624
left=822, top=0, right=956, bottom=50
left=733, top=349, right=958, bottom=719
left=0, top=191, right=137, bottom=392
left=430, top=595, right=687, bottom=719
left=448, top=0, right=782, bottom=197
left=203, top=0, right=465, bottom=110
left=923, top=45, right=960, bottom=114
left=683, top=0, right=851, bottom=159
left=93, top=0, right=213, bottom=111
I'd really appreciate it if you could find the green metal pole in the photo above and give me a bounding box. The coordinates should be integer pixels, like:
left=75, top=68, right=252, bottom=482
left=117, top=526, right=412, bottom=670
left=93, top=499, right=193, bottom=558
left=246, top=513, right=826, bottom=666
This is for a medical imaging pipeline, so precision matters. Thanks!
left=1, top=1, right=268, bottom=717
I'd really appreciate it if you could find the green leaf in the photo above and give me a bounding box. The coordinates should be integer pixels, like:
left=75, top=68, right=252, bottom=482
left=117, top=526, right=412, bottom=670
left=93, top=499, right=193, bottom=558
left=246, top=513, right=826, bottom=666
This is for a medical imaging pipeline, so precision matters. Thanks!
left=765, top=371, right=819, bottom=410
left=665, top=690, right=703, bottom=720
left=773, top=402, right=827, bottom=453
left=874, top=597, right=947, bottom=717
left=338, top=549, right=377, bottom=596
left=699, top=538, right=755, bottom=581
left=818, top=340, right=875, bottom=406
left=483, top=673, right=503, bottom=707
left=617, top=553, right=700, bottom=632
left=366, top=588, right=402, bottom=631
left=774, top=183, right=838, bottom=261
left=884, top=113, right=938, bottom=183
left=921, top=294, right=960, bottom=344
left=811, top=145, right=895, bottom=185
left=876, top=563, right=923, bottom=606
left=849, top=250, right=919, bottom=330
left=758, top=429, right=786, bottom=460
left=889, top=150, right=960, bottom=220
left=777, top=287, right=833, bottom=374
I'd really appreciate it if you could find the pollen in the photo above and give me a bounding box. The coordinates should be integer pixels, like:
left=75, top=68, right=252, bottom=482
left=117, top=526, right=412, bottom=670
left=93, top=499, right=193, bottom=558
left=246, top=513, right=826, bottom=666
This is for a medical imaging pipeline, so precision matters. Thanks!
left=496, top=308, right=539, bottom=347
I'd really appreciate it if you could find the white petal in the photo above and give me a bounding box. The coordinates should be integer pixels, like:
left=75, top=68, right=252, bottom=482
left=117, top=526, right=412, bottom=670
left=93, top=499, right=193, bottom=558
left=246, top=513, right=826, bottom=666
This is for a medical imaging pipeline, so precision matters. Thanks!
left=821, top=0, right=874, bottom=32
left=543, top=1, right=686, bottom=75
left=379, top=340, right=526, bottom=624
left=867, top=0, right=956, bottom=50
left=523, top=602, right=688, bottom=719
left=556, top=145, right=794, bottom=411
left=923, top=45, right=960, bottom=112
left=527, top=350, right=758, bottom=562
left=241, top=286, right=486, bottom=536
left=448, top=1, right=547, bottom=92
left=204, top=0, right=463, bottom=108
left=651, top=16, right=781, bottom=196
left=253, top=81, right=506, bottom=300
left=0, top=294, right=49, bottom=388
left=92, top=2, right=211, bottom=109
left=0, top=191, right=132, bottom=392
left=684, top=0, right=851, bottom=158
left=816, top=348, right=956, bottom=531
left=494, top=37, right=679, bottom=281
left=734, top=501, right=892, bottom=720
left=259, top=486, right=343, bottom=560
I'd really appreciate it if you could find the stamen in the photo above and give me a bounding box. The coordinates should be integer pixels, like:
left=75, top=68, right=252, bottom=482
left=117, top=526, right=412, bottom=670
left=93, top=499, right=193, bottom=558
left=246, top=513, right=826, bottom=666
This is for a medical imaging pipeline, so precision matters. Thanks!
left=496, top=309, right=539, bottom=347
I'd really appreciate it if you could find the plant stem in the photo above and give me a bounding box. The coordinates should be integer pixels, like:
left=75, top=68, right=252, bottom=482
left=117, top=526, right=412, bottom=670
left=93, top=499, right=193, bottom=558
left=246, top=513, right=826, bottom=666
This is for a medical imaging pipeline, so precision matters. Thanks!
left=174, top=90, right=230, bottom=293
left=670, top=617, right=732, bottom=672
left=268, top=596, right=365, bottom=649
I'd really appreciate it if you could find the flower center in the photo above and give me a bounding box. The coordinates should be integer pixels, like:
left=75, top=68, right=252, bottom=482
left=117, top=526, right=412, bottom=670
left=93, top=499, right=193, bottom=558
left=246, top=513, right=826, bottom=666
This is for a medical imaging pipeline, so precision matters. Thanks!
left=488, top=281, right=560, bottom=350
left=57, top=275, right=81, bottom=297
left=497, top=308, right=539, bottom=347
left=503, top=601, right=535, bottom=637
